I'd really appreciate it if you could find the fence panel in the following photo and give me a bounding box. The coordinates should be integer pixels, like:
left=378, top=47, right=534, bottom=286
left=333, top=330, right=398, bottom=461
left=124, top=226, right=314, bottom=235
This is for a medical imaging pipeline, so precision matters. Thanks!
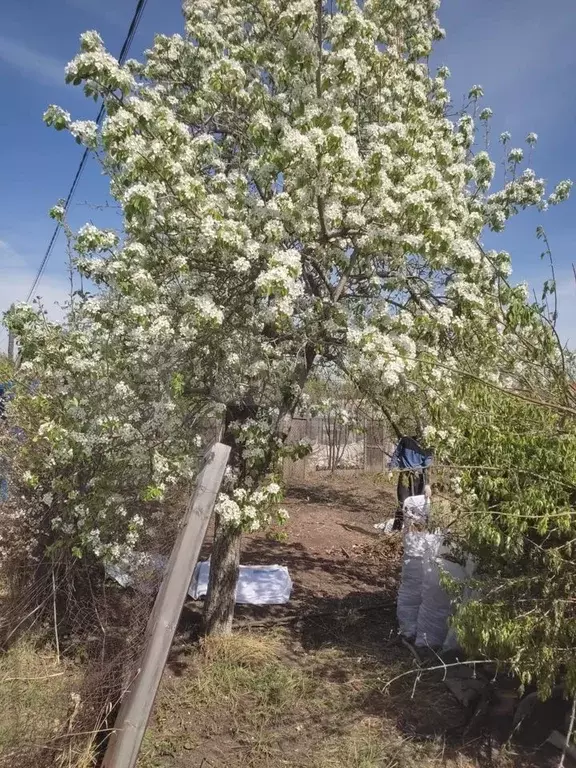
left=364, top=419, right=395, bottom=473
left=283, top=417, right=309, bottom=482
left=283, top=415, right=396, bottom=480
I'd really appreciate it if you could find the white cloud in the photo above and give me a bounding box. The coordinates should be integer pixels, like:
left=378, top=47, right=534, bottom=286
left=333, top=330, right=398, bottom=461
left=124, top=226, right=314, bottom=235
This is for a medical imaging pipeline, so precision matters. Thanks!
left=0, top=35, right=67, bottom=87
left=0, top=273, right=71, bottom=318
left=0, top=239, right=19, bottom=261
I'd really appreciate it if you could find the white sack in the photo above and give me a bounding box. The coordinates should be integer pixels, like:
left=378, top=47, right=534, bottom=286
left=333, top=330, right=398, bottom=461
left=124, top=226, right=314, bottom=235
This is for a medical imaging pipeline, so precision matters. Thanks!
left=416, top=555, right=466, bottom=649
left=373, top=495, right=429, bottom=536
left=397, top=556, right=423, bottom=638
left=397, top=531, right=443, bottom=639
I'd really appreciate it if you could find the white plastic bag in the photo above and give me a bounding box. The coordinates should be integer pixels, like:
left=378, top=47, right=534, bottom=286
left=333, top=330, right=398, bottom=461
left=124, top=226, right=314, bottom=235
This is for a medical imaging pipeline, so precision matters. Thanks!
left=404, top=530, right=442, bottom=558
left=374, top=518, right=395, bottom=533
left=402, top=494, right=430, bottom=529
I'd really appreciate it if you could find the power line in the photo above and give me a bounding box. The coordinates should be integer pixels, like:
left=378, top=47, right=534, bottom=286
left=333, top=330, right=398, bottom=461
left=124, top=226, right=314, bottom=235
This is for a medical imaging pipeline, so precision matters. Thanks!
left=25, top=0, right=149, bottom=303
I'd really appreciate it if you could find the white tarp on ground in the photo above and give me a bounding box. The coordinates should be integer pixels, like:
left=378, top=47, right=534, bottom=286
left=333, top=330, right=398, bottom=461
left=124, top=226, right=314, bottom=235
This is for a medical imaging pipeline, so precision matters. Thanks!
left=189, top=561, right=293, bottom=605
left=105, top=554, right=293, bottom=606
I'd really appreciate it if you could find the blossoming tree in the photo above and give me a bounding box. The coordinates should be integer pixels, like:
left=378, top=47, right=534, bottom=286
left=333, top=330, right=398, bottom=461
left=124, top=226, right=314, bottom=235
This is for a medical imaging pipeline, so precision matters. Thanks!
left=7, top=0, right=570, bottom=633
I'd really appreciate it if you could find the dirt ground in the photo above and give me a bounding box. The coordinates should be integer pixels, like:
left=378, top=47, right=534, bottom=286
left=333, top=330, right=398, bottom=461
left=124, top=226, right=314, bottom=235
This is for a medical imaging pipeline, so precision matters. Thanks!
left=139, top=472, right=569, bottom=768
left=238, top=471, right=399, bottom=626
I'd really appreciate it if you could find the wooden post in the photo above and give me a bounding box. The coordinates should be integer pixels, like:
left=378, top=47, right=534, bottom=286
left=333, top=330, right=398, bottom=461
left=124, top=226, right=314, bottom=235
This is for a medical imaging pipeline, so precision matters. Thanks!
left=304, top=417, right=309, bottom=480
left=102, top=442, right=230, bottom=768
left=363, top=417, right=367, bottom=472
left=7, top=331, right=14, bottom=363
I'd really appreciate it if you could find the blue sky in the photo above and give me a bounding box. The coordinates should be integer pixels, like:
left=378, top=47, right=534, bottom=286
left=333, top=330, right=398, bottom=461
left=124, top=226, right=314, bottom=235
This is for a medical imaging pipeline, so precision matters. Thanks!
left=0, top=0, right=575, bottom=350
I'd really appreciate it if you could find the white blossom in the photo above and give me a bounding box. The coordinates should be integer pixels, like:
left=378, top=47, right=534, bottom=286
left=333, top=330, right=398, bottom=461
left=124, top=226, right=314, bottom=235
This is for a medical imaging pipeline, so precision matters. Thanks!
left=508, top=148, right=524, bottom=165
left=69, top=120, right=98, bottom=147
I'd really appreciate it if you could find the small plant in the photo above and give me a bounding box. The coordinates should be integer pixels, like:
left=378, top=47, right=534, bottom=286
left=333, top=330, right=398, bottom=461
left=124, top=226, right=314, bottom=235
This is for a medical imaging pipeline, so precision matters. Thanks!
left=265, top=526, right=289, bottom=543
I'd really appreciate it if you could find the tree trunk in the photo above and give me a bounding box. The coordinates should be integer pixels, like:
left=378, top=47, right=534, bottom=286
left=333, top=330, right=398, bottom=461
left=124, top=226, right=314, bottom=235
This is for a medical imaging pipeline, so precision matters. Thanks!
left=203, top=513, right=242, bottom=636
left=202, top=368, right=316, bottom=636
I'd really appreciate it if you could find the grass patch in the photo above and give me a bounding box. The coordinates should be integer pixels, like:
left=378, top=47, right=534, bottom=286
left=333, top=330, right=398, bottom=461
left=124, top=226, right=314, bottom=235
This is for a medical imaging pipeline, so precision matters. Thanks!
left=138, top=631, right=466, bottom=768
left=140, top=632, right=312, bottom=767
left=193, top=633, right=311, bottom=727
left=315, top=720, right=436, bottom=768
left=0, top=637, right=82, bottom=766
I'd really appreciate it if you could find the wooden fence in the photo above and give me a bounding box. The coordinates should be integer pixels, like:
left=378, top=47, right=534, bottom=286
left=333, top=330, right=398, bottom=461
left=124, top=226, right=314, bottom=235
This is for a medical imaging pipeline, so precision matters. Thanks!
left=283, top=416, right=395, bottom=482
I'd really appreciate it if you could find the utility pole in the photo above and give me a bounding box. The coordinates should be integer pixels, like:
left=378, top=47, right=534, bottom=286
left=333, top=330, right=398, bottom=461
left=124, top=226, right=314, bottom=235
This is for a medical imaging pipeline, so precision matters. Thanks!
left=102, top=441, right=230, bottom=768
left=7, top=304, right=14, bottom=362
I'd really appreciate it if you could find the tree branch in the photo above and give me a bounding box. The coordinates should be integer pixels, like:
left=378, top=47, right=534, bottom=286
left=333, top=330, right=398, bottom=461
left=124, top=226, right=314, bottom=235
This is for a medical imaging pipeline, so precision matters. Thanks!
left=333, top=250, right=358, bottom=303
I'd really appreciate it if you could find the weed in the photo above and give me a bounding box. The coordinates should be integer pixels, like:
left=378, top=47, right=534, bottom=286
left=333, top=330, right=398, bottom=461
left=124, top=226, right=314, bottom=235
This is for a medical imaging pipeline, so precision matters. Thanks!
left=266, top=527, right=289, bottom=543
left=139, top=632, right=462, bottom=768
left=180, top=632, right=309, bottom=725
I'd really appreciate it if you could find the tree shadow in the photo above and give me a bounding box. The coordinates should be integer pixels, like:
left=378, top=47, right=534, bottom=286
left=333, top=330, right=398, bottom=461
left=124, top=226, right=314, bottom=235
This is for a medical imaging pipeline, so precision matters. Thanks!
left=241, top=537, right=397, bottom=604
left=288, top=477, right=396, bottom=513
left=295, top=589, right=570, bottom=768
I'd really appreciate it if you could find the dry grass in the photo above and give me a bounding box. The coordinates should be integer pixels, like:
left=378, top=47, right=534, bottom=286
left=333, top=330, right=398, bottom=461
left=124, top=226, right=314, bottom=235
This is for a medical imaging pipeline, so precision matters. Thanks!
left=315, top=719, right=440, bottom=768
left=138, top=631, right=470, bottom=768
left=139, top=632, right=313, bottom=767
left=0, top=637, right=84, bottom=767
left=199, top=631, right=286, bottom=666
